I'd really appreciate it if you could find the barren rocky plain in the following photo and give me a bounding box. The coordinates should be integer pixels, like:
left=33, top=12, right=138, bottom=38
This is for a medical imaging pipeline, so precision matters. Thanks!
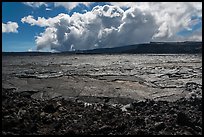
left=2, top=54, right=202, bottom=135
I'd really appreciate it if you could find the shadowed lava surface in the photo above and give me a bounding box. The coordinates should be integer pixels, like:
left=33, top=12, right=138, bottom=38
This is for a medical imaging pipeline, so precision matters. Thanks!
left=2, top=54, right=202, bottom=135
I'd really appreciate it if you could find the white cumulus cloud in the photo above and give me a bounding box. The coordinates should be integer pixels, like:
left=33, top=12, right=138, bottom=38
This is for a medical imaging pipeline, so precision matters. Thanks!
left=54, top=2, right=92, bottom=10
left=46, top=8, right=52, bottom=11
left=21, top=15, right=49, bottom=27
left=2, top=21, right=19, bottom=33
left=21, top=2, right=202, bottom=51
left=23, top=2, right=92, bottom=11
left=23, top=2, right=48, bottom=8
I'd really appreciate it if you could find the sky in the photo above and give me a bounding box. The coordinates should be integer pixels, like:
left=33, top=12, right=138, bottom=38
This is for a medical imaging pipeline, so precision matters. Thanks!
left=2, top=2, right=202, bottom=52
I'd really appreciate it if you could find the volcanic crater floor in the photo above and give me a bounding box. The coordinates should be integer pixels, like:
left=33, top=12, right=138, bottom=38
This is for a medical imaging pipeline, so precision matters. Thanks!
left=2, top=54, right=202, bottom=135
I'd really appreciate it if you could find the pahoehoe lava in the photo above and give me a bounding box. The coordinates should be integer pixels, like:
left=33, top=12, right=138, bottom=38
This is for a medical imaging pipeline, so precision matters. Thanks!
left=2, top=54, right=202, bottom=135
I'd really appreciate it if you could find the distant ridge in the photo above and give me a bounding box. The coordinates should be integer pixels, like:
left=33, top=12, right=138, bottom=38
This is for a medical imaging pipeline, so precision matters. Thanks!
left=74, top=41, right=202, bottom=54
left=3, top=41, right=202, bottom=55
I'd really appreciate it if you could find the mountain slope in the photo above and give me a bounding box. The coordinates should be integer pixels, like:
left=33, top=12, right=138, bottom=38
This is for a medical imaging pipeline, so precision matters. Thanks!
left=74, top=41, right=202, bottom=54
left=3, top=41, right=202, bottom=55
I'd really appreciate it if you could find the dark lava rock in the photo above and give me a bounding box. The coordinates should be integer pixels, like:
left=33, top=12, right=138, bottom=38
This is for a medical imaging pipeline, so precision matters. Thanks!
left=98, top=125, right=112, bottom=132
left=43, top=104, right=57, bottom=113
left=20, top=91, right=39, bottom=98
left=20, top=92, right=33, bottom=98
left=2, top=88, right=202, bottom=135
left=132, top=100, right=146, bottom=107
left=176, top=112, right=191, bottom=126
left=154, top=122, right=166, bottom=131
left=185, top=82, right=202, bottom=92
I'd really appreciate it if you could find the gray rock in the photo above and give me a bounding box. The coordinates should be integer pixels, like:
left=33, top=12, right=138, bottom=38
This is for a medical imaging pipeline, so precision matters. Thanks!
left=31, top=91, right=62, bottom=101
left=121, top=103, right=134, bottom=111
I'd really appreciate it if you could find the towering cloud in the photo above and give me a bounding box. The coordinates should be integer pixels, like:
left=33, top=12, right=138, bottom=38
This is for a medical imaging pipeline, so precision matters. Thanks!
left=21, top=2, right=202, bottom=51
left=2, top=21, right=19, bottom=33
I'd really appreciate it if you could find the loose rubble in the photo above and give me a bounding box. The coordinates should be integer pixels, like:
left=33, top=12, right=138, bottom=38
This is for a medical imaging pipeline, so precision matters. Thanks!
left=2, top=88, right=202, bottom=135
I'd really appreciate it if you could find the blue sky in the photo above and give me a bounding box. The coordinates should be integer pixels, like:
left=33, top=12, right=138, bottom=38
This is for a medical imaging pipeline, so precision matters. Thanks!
left=2, top=2, right=202, bottom=52
left=2, top=2, right=67, bottom=52
left=2, top=2, right=111, bottom=52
